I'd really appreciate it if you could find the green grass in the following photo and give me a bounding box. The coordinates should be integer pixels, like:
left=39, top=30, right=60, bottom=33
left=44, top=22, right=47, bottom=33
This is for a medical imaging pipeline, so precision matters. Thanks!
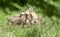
left=0, top=8, right=60, bottom=37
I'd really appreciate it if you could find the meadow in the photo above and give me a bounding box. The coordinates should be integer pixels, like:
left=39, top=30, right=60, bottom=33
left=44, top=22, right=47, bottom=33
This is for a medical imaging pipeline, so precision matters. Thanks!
left=0, top=6, right=60, bottom=37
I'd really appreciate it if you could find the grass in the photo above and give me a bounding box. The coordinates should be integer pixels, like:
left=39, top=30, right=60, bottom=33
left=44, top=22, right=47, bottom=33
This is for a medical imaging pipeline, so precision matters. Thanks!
left=0, top=7, right=60, bottom=37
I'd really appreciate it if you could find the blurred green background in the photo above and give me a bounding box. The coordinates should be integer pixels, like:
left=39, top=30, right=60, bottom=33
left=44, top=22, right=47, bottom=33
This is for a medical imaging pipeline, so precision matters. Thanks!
left=0, top=0, right=60, bottom=37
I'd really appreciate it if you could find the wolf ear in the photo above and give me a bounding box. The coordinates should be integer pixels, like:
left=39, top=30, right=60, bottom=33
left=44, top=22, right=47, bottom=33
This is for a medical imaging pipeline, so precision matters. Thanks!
left=29, top=7, right=33, bottom=12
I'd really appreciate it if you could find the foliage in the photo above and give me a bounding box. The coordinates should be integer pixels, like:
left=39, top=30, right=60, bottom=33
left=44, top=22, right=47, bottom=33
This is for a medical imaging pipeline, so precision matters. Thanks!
left=0, top=0, right=60, bottom=17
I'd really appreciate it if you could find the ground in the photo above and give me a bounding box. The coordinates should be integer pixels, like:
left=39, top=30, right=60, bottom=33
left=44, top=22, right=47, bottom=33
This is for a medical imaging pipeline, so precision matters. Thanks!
left=0, top=8, right=60, bottom=37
